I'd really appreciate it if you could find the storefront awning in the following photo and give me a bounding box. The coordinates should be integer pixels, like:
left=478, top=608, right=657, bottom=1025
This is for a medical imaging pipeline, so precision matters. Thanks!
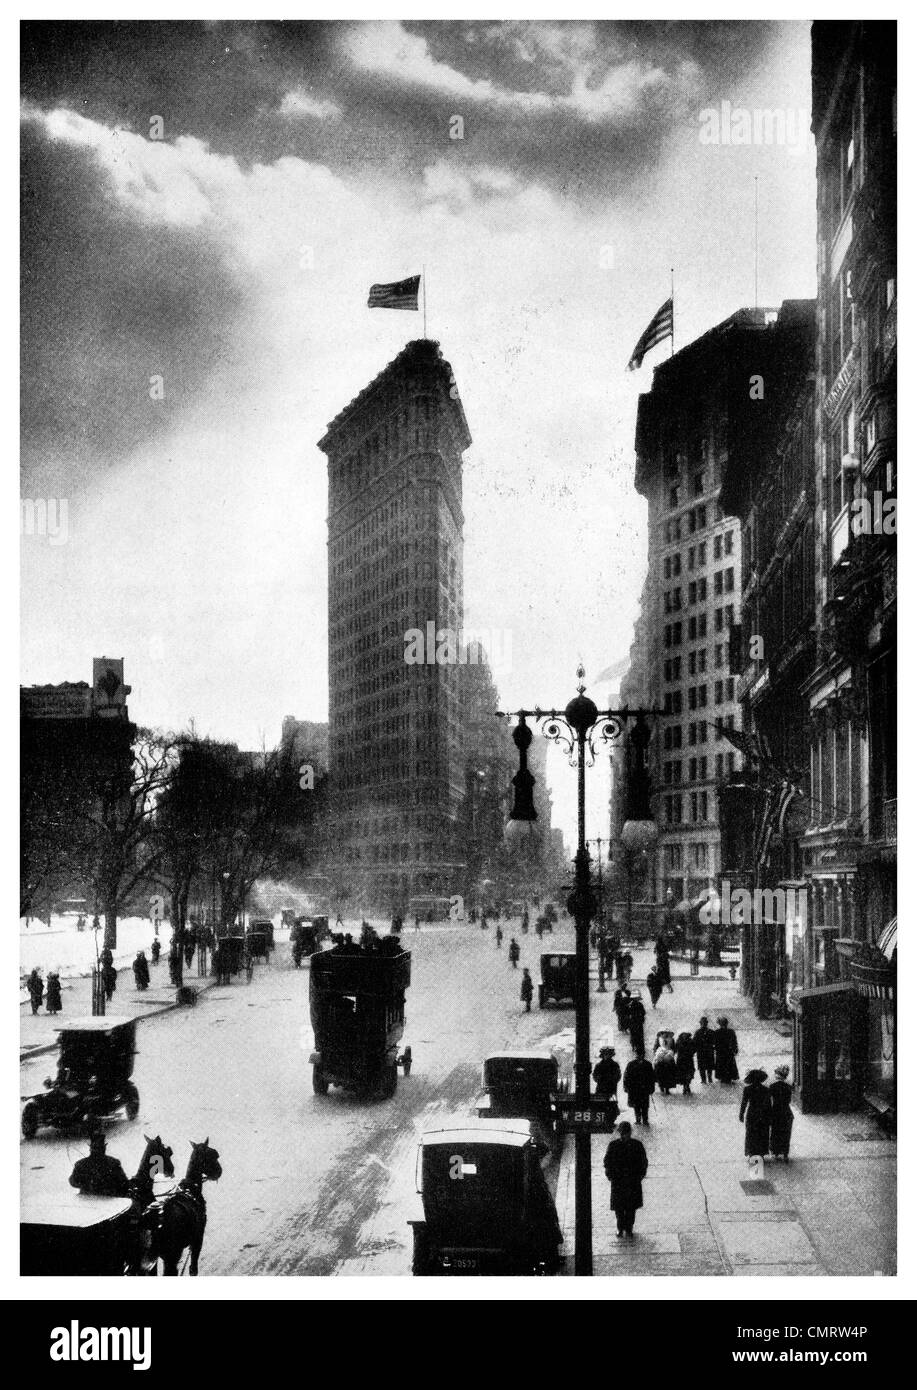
left=877, top=917, right=897, bottom=961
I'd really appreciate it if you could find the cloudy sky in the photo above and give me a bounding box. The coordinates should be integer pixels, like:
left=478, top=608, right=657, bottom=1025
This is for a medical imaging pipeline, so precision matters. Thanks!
left=21, top=19, right=817, bottom=845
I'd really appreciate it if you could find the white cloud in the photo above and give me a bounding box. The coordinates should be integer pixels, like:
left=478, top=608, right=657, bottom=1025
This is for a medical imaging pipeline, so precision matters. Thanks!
left=278, top=90, right=341, bottom=120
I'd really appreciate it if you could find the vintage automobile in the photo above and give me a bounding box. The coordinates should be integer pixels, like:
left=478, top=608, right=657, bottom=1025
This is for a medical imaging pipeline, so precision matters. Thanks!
left=308, top=947, right=412, bottom=1098
left=538, top=951, right=576, bottom=1008
left=290, top=916, right=330, bottom=967
left=408, top=1120, right=565, bottom=1275
left=20, top=1193, right=149, bottom=1276
left=474, top=1049, right=567, bottom=1153
left=21, top=1018, right=139, bottom=1139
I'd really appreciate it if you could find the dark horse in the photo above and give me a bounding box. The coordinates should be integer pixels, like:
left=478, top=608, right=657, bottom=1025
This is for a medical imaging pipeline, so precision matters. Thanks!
left=147, top=1139, right=222, bottom=1275
left=126, top=1136, right=175, bottom=1276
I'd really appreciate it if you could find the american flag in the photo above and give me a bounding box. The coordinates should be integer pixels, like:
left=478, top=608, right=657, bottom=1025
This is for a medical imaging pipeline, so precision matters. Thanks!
left=367, top=275, right=420, bottom=311
left=627, top=296, right=673, bottom=371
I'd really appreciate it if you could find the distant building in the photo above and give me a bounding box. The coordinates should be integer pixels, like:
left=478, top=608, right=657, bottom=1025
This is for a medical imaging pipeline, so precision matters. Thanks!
left=318, top=339, right=471, bottom=912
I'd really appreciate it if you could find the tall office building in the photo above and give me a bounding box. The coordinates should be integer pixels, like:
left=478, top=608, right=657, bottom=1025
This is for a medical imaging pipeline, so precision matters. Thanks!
left=318, top=339, right=471, bottom=913
left=626, top=307, right=814, bottom=903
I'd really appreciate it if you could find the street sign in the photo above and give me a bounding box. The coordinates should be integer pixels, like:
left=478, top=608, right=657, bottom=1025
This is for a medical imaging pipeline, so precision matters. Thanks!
left=554, top=1096, right=620, bottom=1133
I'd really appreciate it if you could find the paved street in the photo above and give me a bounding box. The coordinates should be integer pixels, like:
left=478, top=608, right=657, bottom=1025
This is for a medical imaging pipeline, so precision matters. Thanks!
left=21, top=925, right=895, bottom=1278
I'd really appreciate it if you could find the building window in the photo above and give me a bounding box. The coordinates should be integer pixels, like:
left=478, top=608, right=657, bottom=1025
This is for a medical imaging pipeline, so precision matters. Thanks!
left=724, top=532, right=733, bottom=556
left=697, top=541, right=707, bottom=565
left=693, top=472, right=705, bottom=497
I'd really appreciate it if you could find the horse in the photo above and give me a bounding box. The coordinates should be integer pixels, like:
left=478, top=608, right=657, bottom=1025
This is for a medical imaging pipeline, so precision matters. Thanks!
left=129, top=1134, right=175, bottom=1209
left=147, top=1139, right=222, bottom=1275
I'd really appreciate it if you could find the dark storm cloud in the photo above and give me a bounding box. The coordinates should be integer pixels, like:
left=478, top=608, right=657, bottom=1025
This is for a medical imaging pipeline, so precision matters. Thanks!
left=21, top=19, right=793, bottom=205
left=20, top=120, right=252, bottom=494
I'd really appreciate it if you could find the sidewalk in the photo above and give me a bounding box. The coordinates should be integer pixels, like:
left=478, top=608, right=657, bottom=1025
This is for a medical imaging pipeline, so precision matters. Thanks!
left=556, top=948, right=896, bottom=1277
left=20, top=959, right=215, bottom=1062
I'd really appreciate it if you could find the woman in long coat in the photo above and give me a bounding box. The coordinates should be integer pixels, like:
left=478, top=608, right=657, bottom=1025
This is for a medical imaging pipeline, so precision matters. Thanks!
left=768, top=1064, right=795, bottom=1161
left=674, top=1032, right=695, bottom=1095
left=653, top=1034, right=677, bottom=1094
left=692, top=1016, right=716, bottom=1083
left=739, top=1070, right=771, bottom=1156
left=46, top=971, right=62, bottom=1015
left=713, top=1015, right=740, bottom=1083
left=628, top=997, right=647, bottom=1054
left=27, top=968, right=44, bottom=1015
left=646, top=965, right=663, bottom=1008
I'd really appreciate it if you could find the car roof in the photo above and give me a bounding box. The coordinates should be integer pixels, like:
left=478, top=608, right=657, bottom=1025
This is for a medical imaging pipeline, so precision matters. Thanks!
left=483, top=1049, right=557, bottom=1062
left=54, top=1016, right=135, bottom=1035
left=420, top=1119, right=533, bottom=1149
left=541, top=951, right=576, bottom=960
left=21, top=1195, right=134, bottom=1228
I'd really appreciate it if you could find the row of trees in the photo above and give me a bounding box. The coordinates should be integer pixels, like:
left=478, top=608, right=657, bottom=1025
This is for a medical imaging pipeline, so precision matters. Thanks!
left=21, top=725, right=327, bottom=950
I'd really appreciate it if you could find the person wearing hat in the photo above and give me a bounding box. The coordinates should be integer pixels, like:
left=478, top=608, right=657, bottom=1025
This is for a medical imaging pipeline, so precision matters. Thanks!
left=692, top=1015, right=716, bottom=1084
left=520, top=967, right=534, bottom=1012
left=768, top=1065, right=794, bottom=1161
left=593, top=1047, right=621, bottom=1100
left=603, top=1120, right=649, bottom=1238
left=739, top=1069, right=771, bottom=1158
left=69, top=1132, right=131, bottom=1197
left=713, top=1015, right=740, bottom=1084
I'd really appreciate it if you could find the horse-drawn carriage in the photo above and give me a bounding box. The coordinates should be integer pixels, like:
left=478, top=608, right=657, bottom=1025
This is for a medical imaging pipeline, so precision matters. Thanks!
left=21, top=1194, right=146, bottom=1276
left=290, top=916, right=329, bottom=967
left=21, top=1018, right=140, bottom=1139
left=246, top=920, right=274, bottom=970
left=213, top=933, right=251, bottom=984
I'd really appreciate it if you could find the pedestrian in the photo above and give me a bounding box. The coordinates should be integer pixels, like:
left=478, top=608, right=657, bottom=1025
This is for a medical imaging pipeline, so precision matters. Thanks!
left=480, top=911, right=488, bottom=931
left=99, top=945, right=114, bottom=970
left=675, top=1032, right=695, bottom=1094
left=613, top=985, right=632, bottom=1033
left=713, top=1015, right=740, bottom=1084
left=184, top=934, right=195, bottom=969
left=133, top=950, right=150, bottom=991
left=520, top=967, right=534, bottom=1012
left=623, top=1049, right=655, bottom=1126
left=739, top=1069, right=771, bottom=1158
left=653, top=1032, right=677, bottom=1094
left=621, top=949, right=633, bottom=984
left=692, top=1015, right=716, bottom=1083
left=27, top=968, right=44, bottom=1016
left=46, top=971, right=62, bottom=1015
left=150, top=938, right=161, bottom=966
left=646, top=964, right=663, bottom=1009
left=655, top=936, right=674, bottom=993
left=522, top=908, right=530, bottom=933
left=102, top=962, right=117, bottom=1001
left=495, top=922, right=504, bottom=948
left=768, top=1064, right=795, bottom=1162
left=593, top=1046, right=621, bottom=1099
left=508, top=937, right=520, bottom=969
left=603, top=1121, right=648, bottom=1238
left=628, top=996, right=646, bottom=1054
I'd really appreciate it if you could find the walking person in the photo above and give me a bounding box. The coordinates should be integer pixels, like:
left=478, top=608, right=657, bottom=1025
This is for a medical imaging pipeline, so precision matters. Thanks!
left=713, top=1015, right=740, bottom=1084
left=45, top=971, right=62, bottom=1015
left=592, top=1047, right=621, bottom=1100
left=623, top=1049, right=655, bottom=1126
left=655, top=937, right=674, bottom=993
left=674, top=1031, right=695, bottom=1095
left=628, top=995, right=647, bottom=1055
left=693, top=1015, right=716, bottom=1083
left=653, top=1032, right=677, bottom=1095
left=520, top=967, right=534, bottom=1012
left=768, top=1064, right=795, bottom=1162
left=508, top=937, right=520, bottom=969
left=739, top=1069, right=771, bottom=1159
left=133, top=950, right=150, bottom=992
left=495, top=922, right=504, bottom=948
left=613, top=985, right=632, bottom=1033
left=102, top=961, right=118, bottom=1001
left=27, top=968, right=44, bottom=1016
left=603, top=1121, right=649, bottom=1238
left=646, top=964, right=663, bottom=1009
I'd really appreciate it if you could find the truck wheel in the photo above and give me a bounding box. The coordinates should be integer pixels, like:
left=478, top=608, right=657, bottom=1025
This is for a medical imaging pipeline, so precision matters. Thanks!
left=124, top=1084, right=140, bottom=1120
left=412, top=1227, right=432, bottom=1275
left=538, top=985, right=546, bottom=1009
left=21, top=1103, right=39, bottom=1139
left=312, top=1064, right=329, bottom=1095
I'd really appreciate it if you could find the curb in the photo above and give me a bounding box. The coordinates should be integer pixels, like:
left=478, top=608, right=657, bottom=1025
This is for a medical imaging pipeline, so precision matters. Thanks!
left=19, top=980, right=216, bottom=1064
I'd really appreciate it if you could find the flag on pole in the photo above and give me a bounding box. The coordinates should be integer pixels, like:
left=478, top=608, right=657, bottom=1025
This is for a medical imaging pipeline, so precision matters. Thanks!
left=626, top=297, right=674, bottom=371
left=367, top=275, right=421, bottom=311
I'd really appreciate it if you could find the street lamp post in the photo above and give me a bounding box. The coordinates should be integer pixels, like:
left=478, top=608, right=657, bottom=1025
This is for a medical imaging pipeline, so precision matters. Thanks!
left=498, top=666, right=659, bottom=1277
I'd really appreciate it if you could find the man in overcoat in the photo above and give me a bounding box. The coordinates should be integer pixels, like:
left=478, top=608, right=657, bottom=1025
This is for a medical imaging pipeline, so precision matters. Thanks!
left=603, top=1121, right=649, bottom=1238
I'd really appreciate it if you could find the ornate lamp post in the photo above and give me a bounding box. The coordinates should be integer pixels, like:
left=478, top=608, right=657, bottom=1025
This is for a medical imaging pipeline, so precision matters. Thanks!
left=498, top=666, right=659, bottom=1276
